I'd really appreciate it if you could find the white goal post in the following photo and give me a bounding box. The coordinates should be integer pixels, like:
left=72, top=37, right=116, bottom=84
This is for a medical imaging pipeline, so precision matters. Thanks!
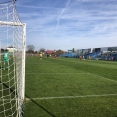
left=0, top=1, right=26, bottom=117
left=0, top=20, right=26, bottom=99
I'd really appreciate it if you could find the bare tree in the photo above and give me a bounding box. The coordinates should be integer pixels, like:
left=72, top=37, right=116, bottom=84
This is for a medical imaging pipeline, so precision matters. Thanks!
left=39, top=48, right=45, bottom=53
left=55, top=49, right=65, bottom=56
left=27, top=45, right=35, bottom=53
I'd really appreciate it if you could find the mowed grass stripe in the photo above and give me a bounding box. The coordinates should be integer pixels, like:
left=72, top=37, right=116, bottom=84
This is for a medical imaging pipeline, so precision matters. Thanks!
left=26, top=72, right=117, bottom=83
left=58, top=57, right=117, bottom=66
left=25, top=95, right=117, bottom=117
left=46, top=57, right=117, bottom=81
left=25, top=56, right=117, bottom=117
left=25, top=73, right=117, bottom=98
left=26, top=57, right=83, bottom=73
left=57, top=57, right=117, bottom=70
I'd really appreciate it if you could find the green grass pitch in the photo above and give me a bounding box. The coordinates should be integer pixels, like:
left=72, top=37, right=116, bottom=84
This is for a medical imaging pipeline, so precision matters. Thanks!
left=24, top=55, right=117, bottom=117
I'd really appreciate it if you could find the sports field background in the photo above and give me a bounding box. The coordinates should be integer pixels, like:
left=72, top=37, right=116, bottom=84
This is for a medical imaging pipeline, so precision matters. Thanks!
left=25, top=55, right=117, bottom=117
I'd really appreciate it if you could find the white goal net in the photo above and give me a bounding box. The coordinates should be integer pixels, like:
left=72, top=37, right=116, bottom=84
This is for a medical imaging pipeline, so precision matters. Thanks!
left=0, top=1, right=26, bottom=117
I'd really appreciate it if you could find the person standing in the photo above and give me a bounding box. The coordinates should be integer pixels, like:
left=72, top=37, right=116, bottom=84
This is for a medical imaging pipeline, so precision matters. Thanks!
left=54, top=55, right=56, bottom=60
left=3, top=49, right=10, bottom=70
left=40, top=52, right=43, bottom=60
left=47, top=54, right=49, bottom=58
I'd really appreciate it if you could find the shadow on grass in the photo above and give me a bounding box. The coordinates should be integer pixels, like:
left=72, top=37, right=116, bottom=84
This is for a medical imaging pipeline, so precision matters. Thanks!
left=25, top=95, right=56, bottom=117
left=0, top=82, right=56, bottom=117
left=0, top=81, right=16, bottom=95
left=0, top=66, right=3, bottom=69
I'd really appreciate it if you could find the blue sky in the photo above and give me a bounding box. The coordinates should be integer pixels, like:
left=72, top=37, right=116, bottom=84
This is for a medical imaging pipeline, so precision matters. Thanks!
left=1, top=0, right=117, bottom=51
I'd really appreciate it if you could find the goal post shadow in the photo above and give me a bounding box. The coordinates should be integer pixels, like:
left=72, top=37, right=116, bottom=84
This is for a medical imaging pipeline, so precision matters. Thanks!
left=25, top=94, right=56, bottom=117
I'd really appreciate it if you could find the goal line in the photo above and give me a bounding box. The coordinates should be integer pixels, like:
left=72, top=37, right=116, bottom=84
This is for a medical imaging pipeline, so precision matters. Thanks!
left=1, top=93, right=117, bottom=102
left=25, top=93, right=117, bottom=101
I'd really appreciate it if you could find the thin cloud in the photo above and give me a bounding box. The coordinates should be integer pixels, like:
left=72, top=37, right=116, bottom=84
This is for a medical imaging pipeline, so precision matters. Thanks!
left=16, top=0, right=117, bottom=50
left=17, top=4, right=63, bottom=10
left=54, top=0, right=71, bottom=35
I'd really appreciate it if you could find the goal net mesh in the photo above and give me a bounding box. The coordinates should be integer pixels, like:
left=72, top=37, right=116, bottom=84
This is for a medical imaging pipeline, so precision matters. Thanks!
left=0, top=1, right=25, bottom=117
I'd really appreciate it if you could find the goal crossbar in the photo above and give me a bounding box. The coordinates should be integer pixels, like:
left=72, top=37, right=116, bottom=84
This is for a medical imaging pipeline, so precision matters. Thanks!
left=0, top=20, right=25, bottom=26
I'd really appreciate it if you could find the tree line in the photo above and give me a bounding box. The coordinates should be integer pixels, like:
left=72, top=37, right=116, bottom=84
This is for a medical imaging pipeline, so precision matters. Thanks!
left=26, top=45, right=65, bottom=55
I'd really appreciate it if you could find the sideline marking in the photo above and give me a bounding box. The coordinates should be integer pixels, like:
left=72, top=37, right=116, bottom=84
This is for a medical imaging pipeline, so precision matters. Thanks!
left=25, top=93, right=117, bottom=101
left=26, top=72, right=117, bottom=83
left=88, top=73, right=117, bottom=83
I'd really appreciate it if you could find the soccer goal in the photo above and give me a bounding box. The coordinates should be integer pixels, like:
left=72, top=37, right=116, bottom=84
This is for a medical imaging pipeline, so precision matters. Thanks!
left=0, top=1, right=26, bottom=117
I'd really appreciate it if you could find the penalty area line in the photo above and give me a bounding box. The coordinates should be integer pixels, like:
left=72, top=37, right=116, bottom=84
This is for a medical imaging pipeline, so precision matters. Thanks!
left=26, top=72, right=87, bottom=74
left=25, top=93, right=117, bottom=101
left=87, top=72, right=117, bottom=83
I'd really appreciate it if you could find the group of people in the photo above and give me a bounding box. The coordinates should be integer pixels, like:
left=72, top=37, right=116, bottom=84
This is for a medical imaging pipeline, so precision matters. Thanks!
left=80, top=56, right=85, bottom=60
left=47, top=54, right=56, bottom=59
left=31, top=53, right=43, bottom=59
left=47, top=54, right=51, bottom=58
left=30, top=53, right=57, bottom=60
left=79, top=55, right=92, bottom=60
left=2, top=50, right=57, bottom=71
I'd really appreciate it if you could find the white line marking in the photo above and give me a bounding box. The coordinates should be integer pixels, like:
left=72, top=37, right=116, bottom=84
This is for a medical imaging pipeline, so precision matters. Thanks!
left=26, top=72, right=84, bottom=74
left=88, top=73, right=117, bottom=83
left=1, top=94, right=117, bottom=101
left=0, top=98, right=23, bottom=101
left=26, top=72, right=117, bottom=83
left=25, top=94, right=117, bottom=100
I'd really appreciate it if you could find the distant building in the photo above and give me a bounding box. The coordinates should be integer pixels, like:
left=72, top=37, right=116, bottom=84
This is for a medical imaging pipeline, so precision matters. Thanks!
left=46, top=50, right=55, bottom=54
left=7, top=46, right=17, bottom=52
left=68, top=50, right=73, bottom=53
